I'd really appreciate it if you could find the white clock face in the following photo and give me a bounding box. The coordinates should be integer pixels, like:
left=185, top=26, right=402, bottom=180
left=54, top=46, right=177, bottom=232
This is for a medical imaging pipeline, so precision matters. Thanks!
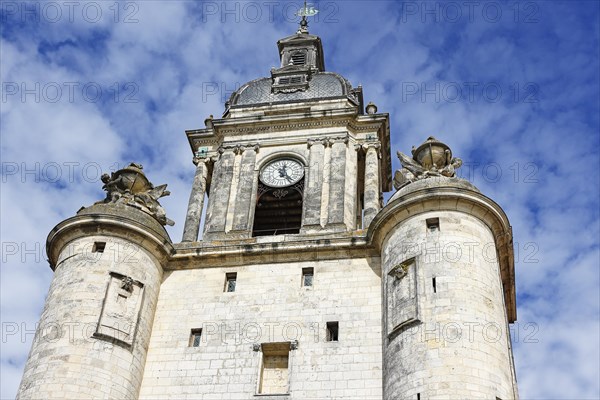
left=260, top=158, right=304, bottom=187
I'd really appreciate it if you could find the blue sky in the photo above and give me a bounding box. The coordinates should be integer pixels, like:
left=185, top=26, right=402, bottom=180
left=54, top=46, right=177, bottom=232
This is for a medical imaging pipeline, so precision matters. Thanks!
left=1, top=1, right=599, bottom=398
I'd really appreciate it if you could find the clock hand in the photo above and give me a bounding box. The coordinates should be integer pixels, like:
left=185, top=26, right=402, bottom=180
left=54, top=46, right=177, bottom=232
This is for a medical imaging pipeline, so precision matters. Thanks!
left=278, top=165, right=287, bottom=177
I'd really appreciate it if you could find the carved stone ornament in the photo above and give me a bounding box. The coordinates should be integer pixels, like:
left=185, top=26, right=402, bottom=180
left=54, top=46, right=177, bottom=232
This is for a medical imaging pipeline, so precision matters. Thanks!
left=93, top=163, right=175, bottom=226
left=121, top=276, right=134, bottom=292
left=393, top=136, right=463, bottom=190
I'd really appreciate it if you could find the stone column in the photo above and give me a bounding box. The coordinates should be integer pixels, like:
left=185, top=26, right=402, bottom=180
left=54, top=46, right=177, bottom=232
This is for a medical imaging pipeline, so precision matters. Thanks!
left=301, top=138, right=326, bottom=231
left=326, top=136, right=348, bottom=229
left=232, top=144, right=259, bottom=233
left=182, top=156, right=210, bottom=242
left=362, top=142, right=381, bottom=228
left=204, top=146, right=236, bottom=238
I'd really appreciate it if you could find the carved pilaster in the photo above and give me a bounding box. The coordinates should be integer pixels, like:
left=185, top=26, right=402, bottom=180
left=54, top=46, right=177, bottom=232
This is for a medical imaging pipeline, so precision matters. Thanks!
left=363, top=142, right=381, bottom=228
left=182, top=156, right=211, bottom=242
left=302, top=137, right=326, bottom=230
left=326, top=136, right=348, bottom=229
left=204, top=147, right=236, bottom=238
left=231, top=144, right=259, bottom=233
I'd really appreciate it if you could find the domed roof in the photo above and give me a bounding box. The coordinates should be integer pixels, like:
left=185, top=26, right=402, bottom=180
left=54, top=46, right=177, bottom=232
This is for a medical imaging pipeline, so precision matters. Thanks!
left=228, top=72, right=359, bottom=108
left=388, top=177, right=480, bottom=204
left=224, top=28, right=364, bottom=111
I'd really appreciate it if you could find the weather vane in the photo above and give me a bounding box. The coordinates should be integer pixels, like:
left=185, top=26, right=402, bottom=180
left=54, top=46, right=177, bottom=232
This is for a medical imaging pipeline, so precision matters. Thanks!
left=295, top=0, right=319, bottom=34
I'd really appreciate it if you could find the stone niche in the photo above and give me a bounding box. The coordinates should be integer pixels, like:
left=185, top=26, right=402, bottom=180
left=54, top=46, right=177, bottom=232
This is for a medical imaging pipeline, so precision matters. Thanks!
left=386, top=257, right=419, bottom=335
left=95, top=272, right=145, bottom=347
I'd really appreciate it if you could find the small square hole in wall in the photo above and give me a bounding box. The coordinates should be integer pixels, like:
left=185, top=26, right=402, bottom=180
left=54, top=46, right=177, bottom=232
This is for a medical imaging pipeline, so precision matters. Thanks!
left=189, top=329, right=202, bottom=347
left=326, top=321, right=339, bottom=342
left=302, top=267, right=314, bottom=287
left=426, top=218, right=440, bottom=232
left=92, top=242, right=106, bottom=253
left=225, top=273, right=237, bottom=292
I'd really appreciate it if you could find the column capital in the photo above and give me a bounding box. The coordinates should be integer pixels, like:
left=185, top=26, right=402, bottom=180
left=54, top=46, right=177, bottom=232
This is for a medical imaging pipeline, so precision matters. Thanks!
left=362, top=141, right=381, bottom=151
left=327, top=135, right=349, bottom=146
left=362, top=141, right=382, bottom=158
left=234, top=145, right=244, bottom=155
left=192, top=155, right=213, bottom=166
left=218, top=145, right=238, bottom=154
left=245, top=143, right=260, bottom=153
left=307, top=138, right=327, bottom=148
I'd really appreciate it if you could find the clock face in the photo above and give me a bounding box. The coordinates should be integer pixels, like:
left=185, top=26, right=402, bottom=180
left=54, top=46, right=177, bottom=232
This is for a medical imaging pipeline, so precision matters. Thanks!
left=260, top=158, right=304, bottom=187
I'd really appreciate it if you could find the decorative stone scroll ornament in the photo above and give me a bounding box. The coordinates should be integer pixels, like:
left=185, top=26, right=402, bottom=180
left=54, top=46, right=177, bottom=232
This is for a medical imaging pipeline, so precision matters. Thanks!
left=94, top=163, right=175, bottom=226
left=393, top=136, right=463, bottom=190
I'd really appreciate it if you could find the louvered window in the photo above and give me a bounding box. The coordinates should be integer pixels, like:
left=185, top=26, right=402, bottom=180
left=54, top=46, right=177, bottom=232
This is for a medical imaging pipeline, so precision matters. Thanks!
left=278, top=76, right=302, bottom=85
left=291, top=52, right=306, bottom=65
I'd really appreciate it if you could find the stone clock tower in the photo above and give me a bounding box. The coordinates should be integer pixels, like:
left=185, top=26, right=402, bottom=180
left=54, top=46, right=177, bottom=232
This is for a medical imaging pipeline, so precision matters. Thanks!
left=18, top=19, right=519, bottom=400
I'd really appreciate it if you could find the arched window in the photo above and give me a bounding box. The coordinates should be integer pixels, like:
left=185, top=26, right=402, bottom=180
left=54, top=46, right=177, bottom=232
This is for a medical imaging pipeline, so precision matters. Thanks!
left=252, top=158, right=305, bottom=237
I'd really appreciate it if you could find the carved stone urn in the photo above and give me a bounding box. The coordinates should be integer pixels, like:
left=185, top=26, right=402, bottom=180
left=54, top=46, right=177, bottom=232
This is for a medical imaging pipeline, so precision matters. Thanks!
left=411, top=136, right=451, bottom=170
left=109, top=162, right=153, bottom=194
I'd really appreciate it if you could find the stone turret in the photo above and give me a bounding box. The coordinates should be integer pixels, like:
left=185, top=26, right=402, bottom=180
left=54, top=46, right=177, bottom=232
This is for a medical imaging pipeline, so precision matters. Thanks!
left=370, top=138, right=518, bottom=399
left=17, top=164, right=173, bottom=399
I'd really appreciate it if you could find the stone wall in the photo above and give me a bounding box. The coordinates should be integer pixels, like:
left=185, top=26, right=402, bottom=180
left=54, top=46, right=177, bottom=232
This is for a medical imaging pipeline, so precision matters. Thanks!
left=139, top=257, right=383, bottom=399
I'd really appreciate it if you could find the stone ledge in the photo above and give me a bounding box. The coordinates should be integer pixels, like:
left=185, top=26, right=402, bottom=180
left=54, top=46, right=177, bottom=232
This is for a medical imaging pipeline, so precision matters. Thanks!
left=47, top=204, right=174, bottom=270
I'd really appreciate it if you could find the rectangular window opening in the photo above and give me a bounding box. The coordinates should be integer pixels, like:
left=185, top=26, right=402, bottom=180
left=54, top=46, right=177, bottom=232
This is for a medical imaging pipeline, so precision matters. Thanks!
left=326, top=321, right=339, bottom=342
left=92, top=241, right=106, bottom=253
left=417, top=394, right=421, bottom=400
left=426, top=217, right=440, bottom=232
left=432, top=277, right=437, bottom=293
left=258, top=342, right=290, bottom=395
left=225, top=272, right=237, bottom=292
left=189, top=328, right=202, bottom=347
left=302, top=267, right=314, bottom=287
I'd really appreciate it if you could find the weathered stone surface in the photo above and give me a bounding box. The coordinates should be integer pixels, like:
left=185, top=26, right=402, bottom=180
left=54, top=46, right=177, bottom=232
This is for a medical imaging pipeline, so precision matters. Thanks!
left=93, top=162, right=174, bottom=226
left=182, top=158, right=209, bottom=242
left=232, top=145, right=259, bottom=231
left=393, top=136, right=463, bottom=190
left=18, top=206, right=169, bottom=400
left=204, top=148, right=236, bottom=238
left=381, top=211, right=518, bottom=400
left=302, top=138, right=326, bottom=229
left=138, top=257, right=383, bottom=400
left=388, top=176, right=480, bottom=204
left=326, top=138, right=347, bottom=228
left=363, top=143, right=381, bottom=227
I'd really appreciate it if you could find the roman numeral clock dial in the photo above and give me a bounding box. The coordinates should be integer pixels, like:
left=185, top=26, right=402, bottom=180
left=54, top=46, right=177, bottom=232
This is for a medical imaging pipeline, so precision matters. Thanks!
left=259, top=158, right=304, bottom=188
